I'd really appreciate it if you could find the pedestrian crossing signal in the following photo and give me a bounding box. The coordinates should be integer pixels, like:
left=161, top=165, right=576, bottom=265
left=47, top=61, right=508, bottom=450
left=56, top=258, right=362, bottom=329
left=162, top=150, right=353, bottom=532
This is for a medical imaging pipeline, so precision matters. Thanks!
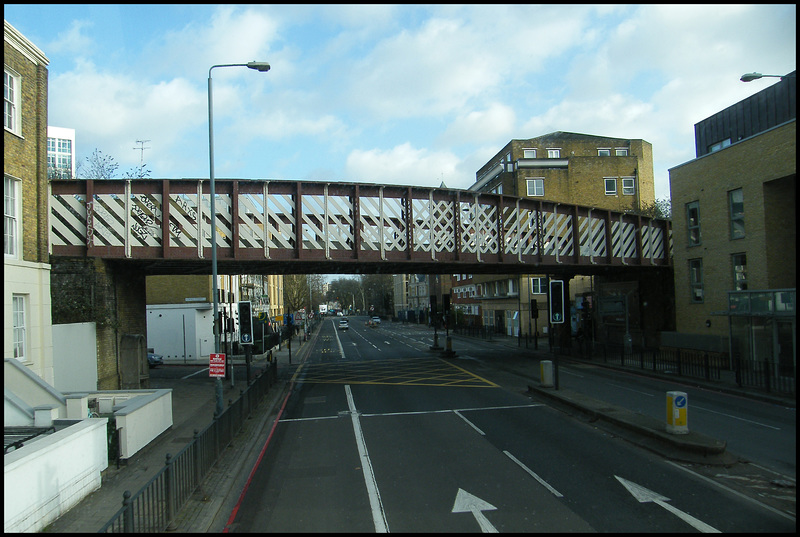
left=549, top=280, right=565, bottom=324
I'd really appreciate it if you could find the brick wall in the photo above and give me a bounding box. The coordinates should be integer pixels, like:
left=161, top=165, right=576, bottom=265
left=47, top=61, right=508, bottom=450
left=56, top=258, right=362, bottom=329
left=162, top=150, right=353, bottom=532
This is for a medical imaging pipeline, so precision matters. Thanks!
left=146, top=275, right=211, bottom=304
left=51, top=257, right=147, bottom=390
left=669, top=120, right=796, bottom=336
left=3, top=38, right=49, bottom=264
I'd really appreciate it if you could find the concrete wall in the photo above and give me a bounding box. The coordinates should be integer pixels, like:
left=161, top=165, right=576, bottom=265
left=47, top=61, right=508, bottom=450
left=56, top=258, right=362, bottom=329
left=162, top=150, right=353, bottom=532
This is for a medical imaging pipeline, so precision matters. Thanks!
left=3, top=418, right=108, bottom=533
left=52, top=322, right=97, bottom=392
left=4, top=358, right=65, bottom=421
left=4, top=261, right=54, bottom=384
left=112, top=389, right=173, bottom=460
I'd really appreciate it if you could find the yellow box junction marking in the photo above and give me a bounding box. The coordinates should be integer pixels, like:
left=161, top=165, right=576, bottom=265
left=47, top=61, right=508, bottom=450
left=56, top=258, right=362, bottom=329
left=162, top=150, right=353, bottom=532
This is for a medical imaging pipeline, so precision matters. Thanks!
left=297, top=357, right=498, bottom=388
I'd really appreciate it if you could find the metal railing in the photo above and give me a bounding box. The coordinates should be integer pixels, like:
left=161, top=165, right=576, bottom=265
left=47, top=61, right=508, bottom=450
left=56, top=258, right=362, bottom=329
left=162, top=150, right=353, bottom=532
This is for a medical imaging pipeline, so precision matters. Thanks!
left=99, top=360, right=278, bottom=533
left=596, top=343, right=724, bottom=382
left=733, top=357, right=796, bottom=396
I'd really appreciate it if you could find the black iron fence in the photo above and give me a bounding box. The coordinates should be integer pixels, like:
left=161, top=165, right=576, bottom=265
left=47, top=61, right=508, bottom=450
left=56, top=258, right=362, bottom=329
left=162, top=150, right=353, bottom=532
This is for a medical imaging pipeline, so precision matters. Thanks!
left=594, top=343, right=724, bottom=382
left=99, top=359, right=278, bottom=533
left=580, top=342, right=795, bottom=396
left=733, top=357, right=796, bottom=396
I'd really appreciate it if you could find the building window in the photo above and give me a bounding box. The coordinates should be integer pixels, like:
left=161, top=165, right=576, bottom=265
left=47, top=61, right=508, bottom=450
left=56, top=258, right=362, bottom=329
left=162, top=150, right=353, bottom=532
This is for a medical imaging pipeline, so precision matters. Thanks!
left=4, top=69, right=21, bottom=136
left=523, top=148, right=536, bottom=158
left=526, top=178, right=544, bottom=197
left=729, top=188, right=745, bottom=239
left=48, top=137, right=74, bottom=179
left=530, top=277, right=546, bottom=294
left=604, top=178, right=617, bottom=195
left=621, top=177, right=635, bottom=195
left=4, top=175, right=19, bottom=257
left=13, top=294, right=27, bottom=360
left=689, top=259, right=704, bottom=303
left=732, top=253, right=747, bottom=291
left=708, top=138, right=731, bottom=153
left=547, top=148, right=560, bottom=158
left=597, top=149, right=611, bottom=157
left=615, top=148, right=628, bottom=156
left=686, top=200, right=701, bottom=246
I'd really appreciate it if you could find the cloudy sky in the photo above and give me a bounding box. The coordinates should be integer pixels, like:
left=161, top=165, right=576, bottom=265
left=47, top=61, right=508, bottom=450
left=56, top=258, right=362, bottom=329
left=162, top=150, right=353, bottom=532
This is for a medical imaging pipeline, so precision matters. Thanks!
left=5, top=4, right=796, bottom=199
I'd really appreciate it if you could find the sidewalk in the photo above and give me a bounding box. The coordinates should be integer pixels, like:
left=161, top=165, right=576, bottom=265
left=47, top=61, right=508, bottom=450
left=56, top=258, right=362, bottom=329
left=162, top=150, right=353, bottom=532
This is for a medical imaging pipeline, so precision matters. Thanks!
left=42, top=330, right=313, bottom=533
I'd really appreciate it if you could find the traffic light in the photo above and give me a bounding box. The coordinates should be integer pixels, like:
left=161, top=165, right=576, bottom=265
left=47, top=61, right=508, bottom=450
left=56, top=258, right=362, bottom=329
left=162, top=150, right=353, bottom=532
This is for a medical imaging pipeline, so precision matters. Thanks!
left=530, top=299, right=539, bottom=319
left=442, top=293, right=451, bottom=313
left=549, top=280, right=565, bottom=324
left=430, top=295, right=437, bottom=315
left=238, top=301, right=253, bottom=345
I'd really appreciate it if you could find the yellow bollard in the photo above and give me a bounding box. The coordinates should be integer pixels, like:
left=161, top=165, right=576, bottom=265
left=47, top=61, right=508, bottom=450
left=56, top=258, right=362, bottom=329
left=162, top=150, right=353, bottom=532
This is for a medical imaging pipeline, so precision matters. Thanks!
left=666, top=391, right=688, bottom=434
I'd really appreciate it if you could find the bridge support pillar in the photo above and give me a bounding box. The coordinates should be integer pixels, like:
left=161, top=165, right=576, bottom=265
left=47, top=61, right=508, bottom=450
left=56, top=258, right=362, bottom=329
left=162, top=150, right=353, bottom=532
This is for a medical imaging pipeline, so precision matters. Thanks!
left=51, top=257, right=148, bottom=390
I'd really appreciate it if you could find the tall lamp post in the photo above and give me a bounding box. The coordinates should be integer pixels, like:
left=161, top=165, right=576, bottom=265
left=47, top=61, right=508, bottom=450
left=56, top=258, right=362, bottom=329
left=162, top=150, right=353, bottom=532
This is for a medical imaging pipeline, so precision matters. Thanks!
left=208, top=61, right=270, bottom=418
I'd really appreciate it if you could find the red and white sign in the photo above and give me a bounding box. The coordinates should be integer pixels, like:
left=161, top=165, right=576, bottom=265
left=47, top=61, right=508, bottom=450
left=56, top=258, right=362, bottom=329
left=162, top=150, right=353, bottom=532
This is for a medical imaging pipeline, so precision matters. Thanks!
left=209, top=353, right=226, bottom=377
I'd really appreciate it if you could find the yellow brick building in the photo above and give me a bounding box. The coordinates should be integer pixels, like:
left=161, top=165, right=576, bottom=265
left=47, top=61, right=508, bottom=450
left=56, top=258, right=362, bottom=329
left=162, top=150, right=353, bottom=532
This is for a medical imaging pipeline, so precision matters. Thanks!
left=669, top=72, right=795, bottom=377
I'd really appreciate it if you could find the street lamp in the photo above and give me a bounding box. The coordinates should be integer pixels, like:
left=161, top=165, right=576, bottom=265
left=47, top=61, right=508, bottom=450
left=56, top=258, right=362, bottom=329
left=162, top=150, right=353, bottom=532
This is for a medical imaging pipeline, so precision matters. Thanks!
left=208, top=61, right=270, bottom=418
left=740, top=72, right=788, bottom=82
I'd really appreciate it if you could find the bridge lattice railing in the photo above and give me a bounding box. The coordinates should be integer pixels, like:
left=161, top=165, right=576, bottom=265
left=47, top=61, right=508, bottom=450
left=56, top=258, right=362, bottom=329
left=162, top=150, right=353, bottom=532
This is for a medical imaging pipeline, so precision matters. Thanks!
left=50, top=179, right=672, bottom=269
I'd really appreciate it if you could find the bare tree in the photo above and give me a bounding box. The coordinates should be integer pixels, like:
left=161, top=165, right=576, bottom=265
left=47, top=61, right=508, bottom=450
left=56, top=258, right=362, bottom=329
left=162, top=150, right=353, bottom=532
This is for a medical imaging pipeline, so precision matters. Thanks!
left=76, top=149, right=119, bottom=179
left=76, top=148, right=152, bottom=179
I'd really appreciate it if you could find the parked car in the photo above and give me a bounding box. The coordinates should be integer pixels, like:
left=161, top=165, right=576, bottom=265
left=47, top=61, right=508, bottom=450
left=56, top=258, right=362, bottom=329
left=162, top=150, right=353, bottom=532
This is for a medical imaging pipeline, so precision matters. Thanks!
left=338, top=319, right=349, bottom=331
left=147, top=352, right=164, bottom=368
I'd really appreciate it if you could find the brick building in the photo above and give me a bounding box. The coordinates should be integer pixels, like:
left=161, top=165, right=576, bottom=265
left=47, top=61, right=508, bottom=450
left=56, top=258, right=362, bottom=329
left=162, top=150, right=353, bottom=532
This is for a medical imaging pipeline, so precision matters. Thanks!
left=4, top=20, right=54, bottom=383
left=463, top=132, right=657, bottom=338
left=669, top=72, right=795, bottom=374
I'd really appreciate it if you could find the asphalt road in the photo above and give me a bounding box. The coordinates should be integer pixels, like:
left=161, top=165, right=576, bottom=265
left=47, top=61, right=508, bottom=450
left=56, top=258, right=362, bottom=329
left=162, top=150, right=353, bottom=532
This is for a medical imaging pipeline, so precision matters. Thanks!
left=225, top=317, right=795, bottom=532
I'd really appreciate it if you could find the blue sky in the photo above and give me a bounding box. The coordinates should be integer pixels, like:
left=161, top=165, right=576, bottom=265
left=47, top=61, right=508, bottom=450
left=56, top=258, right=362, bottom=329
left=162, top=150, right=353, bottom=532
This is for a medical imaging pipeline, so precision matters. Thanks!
left=5, top=4, right=796, bottom=200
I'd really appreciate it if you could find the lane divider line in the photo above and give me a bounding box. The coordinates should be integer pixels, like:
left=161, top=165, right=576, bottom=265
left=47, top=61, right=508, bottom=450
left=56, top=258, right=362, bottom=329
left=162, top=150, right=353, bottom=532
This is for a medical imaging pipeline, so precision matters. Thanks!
left=346, top=384, right=389, bottom=533
left=503, top=450, right=563, bottom=498
left=454, top=410, right=486, bottom=435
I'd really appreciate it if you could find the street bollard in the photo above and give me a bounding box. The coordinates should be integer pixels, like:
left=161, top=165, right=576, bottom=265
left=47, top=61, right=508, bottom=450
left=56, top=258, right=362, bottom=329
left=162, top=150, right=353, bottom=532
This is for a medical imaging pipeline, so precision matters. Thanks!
left=540, top=360, right=554, bottom=388
left=666, top=391, right=688, bottom=434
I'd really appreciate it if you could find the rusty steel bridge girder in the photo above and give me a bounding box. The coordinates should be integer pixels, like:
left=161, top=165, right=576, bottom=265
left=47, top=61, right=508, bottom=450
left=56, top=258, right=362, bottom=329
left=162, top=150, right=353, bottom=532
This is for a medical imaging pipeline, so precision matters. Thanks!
left=49, top=178, right=672, bottom=276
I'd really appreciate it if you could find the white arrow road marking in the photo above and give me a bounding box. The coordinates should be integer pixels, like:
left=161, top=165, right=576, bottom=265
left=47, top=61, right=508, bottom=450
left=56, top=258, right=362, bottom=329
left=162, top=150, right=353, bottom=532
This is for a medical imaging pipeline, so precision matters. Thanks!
left=615, top=476, right=721, bottom=533
left=451, top=488, right=498, bottom=533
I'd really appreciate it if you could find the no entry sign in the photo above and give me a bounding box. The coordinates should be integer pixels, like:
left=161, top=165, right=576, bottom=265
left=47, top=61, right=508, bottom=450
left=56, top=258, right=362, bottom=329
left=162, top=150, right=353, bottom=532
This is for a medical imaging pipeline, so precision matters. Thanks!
left=209, top=353, right=226, bottom=377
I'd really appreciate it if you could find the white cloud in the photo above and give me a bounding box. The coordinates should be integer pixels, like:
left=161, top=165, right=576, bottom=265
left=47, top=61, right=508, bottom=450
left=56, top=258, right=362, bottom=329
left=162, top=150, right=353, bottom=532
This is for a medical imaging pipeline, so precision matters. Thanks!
left=345, top=143, right=459, bottom=187
left=148, top=5, right=279, bottom=78
left=440, top=103, right=516, bottom=146
left=45, top=19, right=94, bottom=56
left=48, top=59, right=205, bottom=173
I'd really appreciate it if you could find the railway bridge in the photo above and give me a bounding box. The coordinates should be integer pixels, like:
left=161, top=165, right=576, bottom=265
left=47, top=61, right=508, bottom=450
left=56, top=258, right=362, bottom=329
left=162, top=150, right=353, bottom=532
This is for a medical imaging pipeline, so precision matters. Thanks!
left=48, top=178, right=673, bottom=389
left=50, top=178, right=671, bottom=275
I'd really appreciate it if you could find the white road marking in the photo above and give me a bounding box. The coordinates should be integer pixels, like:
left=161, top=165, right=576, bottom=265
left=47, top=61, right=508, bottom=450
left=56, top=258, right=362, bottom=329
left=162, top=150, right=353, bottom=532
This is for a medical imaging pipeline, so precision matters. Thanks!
left=615, top=475, right=720, bottom=533
left=607, top=382, right=655, bottom=397
left=452, top=488, right=498, bottom=533
left=182, top=368, right=208, bottom=379
left=454, top=410, right=485, bottom=435
left=691, top=404, right=780, bottom=430
left=503, top=451, right=563, bottom=497
left=666, top=461, right=796, bottom=522
left=345, top=385, right=389, bottom=533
